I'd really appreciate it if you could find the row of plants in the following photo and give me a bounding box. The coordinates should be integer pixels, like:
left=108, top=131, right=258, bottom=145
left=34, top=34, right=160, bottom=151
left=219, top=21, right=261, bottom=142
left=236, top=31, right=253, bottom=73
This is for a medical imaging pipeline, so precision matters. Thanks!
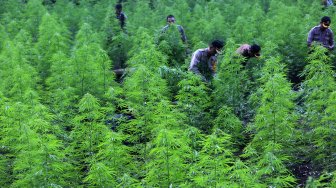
left=0, top=0, right=335, bottom=187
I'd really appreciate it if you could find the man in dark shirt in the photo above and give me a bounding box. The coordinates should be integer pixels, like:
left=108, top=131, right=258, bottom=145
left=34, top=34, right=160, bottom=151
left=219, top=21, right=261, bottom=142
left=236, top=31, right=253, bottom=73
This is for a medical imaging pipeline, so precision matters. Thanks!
left=307, top=16, right=334, bottom=50
left=189, top=40, right=224, bottom=81
left=115, top=4, right=127, bottom=30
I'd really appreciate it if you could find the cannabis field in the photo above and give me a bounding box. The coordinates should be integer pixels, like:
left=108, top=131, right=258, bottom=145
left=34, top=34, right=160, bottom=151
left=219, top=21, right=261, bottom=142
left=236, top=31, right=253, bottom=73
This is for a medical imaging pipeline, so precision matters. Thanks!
left=1, top=0, right=336, bottom=187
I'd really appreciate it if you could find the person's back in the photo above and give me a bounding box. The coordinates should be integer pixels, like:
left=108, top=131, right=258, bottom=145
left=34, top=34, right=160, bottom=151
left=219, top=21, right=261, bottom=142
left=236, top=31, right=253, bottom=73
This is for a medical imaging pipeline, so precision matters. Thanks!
left=236, top=44, right=261, bottom=66
left=236, top=44, right=251, bottom=58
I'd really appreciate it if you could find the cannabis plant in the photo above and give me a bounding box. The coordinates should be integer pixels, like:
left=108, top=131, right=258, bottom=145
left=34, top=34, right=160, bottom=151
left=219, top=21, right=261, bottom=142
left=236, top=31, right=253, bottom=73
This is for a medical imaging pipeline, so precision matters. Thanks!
left=145, top=100, right=191, bottom=187
left=192, top=128, right=234, bottom=187
left=69, top=93, right=107, bottom=185
left=36, top=13, right=71, bottom=81
left=213, top=39, right=248, bottom=117
left=300, top=45, right=336, bottom=170
left=245, top=56, right=297, bottom=187
left=176, top=72, right=212, bottom=132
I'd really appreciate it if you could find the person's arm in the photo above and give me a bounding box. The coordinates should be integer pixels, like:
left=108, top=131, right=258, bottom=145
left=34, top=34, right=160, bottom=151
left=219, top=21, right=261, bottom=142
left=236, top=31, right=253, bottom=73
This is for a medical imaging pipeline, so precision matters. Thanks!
left=189, top=51, right=201, bottom=74
left=120, top=13, right=126, bottom=29
left=307, top=27, right=315, bottom=47
left=178, top=25, right=187, bottom=43
left=329, top=30, right=334, bottom=50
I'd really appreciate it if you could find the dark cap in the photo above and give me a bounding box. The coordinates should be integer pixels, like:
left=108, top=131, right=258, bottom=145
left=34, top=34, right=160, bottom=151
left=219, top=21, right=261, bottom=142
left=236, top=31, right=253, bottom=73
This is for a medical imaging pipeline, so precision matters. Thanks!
left=250, top=44, right=261, bottom=53
left=115, top=4, right=122, bottom=10
left=211, top=40, right=224, bottom=49
left=321, top=16, right=331, bottom=23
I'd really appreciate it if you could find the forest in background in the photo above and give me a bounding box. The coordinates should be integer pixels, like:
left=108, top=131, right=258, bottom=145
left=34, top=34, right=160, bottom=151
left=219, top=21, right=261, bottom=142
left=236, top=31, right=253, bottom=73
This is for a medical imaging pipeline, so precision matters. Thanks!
left=0, top=0, right=336, bottom=187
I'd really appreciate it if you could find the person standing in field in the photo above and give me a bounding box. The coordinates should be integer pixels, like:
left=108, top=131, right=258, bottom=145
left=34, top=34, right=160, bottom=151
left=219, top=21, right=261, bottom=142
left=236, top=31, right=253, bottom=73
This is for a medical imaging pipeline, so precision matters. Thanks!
left=189, top=40, right=224, bottom=81
left=307, top=16, right=334, bottom=50
left=161, top=15, right=187, bottom=43
left=158, top=15, right=188, bottom=66
left=115, top=4, right=127, bottom=30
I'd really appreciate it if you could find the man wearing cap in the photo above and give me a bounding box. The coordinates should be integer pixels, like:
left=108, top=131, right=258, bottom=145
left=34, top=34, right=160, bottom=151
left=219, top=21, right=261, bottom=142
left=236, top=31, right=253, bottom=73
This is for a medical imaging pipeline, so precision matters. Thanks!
left=236, top=44, right=261, bottom=66
left=307, top=16, right=334, bottom=50
left=189, top=40, right=224, bottom=81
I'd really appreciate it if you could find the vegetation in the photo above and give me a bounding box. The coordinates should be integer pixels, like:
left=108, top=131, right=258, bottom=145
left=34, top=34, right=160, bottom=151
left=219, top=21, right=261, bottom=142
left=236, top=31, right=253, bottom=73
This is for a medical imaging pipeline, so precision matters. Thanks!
left=0, top=0, right=335, bottom=187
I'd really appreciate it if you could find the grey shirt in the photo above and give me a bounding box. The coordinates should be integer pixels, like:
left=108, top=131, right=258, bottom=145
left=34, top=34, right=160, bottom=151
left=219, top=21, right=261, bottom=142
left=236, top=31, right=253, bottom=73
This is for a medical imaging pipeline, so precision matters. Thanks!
left=189, top=48, right=217, bottom=77
left=307, top=25, right=334, bottom=50
left=162, top=24, right=187, bottom=43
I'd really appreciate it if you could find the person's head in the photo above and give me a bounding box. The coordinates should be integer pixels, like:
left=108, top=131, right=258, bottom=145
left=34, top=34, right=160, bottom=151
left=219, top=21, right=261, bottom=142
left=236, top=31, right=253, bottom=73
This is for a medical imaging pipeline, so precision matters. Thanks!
left=320, top=16, right=331, bottom=29
left=209, top=40, right=224, bottom=56
left=166, top=15, right=176, bottom=24
left=250, top=44, right=261, bottom=58
left=115, top=4, right=122, bottom=14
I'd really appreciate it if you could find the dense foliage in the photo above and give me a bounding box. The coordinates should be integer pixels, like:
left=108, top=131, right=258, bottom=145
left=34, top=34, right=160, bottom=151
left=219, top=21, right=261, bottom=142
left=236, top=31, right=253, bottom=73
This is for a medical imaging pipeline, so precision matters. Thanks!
left=0, top=0, right=335, bottom=187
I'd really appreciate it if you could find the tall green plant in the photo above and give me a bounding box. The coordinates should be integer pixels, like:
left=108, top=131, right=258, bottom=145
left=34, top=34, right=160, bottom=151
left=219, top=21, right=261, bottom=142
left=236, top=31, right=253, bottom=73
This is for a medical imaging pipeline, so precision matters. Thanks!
left=22, top=0, right=47, bottom=41
left=157, top=24, right=187, bottom=67
left=71, top=23, right=114, bottom=98
left=213, top=39, right=248, bottom=117
left=85, top=123, right=133, bottom=187
left=36, top=13, right=71, bottom=81
left=120, top=64, right=170, bottom=180
left=192, top=128, right=234, bottom=187
left=46, top=52, right=77, bottom=128
left=1, top=101, right=71, bottom=187
left=145, top=101, right=191, bottom=187
left=300, top=46, right=336, bottom=170
left=213, top=106, right=244, bottom=148
left=176, top=72, right=211, bottom=132
left=69, top=93, right=107, bottom=185
left=245, top=56, right=297, bottom=187
left=0, top=37, right=38, bottom=101
left=317, top=92, right=336, bottom=172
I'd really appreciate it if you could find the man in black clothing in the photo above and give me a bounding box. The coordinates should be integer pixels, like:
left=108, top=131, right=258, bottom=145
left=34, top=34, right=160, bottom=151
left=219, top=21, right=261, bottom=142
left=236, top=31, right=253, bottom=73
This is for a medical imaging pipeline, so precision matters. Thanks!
left=115, top=4, right=127, bottom=30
